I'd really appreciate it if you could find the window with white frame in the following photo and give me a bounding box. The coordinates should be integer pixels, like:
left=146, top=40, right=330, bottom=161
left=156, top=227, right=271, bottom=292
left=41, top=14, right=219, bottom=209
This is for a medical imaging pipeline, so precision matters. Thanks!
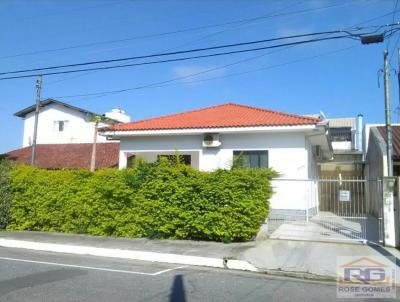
left=233, top=150, right=268, bottom=168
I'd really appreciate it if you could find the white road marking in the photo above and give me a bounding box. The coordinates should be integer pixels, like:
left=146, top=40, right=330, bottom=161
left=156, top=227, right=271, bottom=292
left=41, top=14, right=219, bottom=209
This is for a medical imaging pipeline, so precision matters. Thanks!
left=151, top=266, right=188, bottom=275
left=0, top=256, right=187, bottom=276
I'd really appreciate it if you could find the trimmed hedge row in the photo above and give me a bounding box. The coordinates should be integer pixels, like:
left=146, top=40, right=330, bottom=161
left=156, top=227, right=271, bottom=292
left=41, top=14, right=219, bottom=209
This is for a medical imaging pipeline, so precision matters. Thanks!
left=0, top=160, right=12, bottom=229
left=4, top=159, right=277, bottom=242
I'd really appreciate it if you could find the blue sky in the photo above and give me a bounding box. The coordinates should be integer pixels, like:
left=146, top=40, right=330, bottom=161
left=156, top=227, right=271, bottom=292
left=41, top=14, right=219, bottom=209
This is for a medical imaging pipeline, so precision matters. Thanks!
left=0, top=0, right=399, bottom=153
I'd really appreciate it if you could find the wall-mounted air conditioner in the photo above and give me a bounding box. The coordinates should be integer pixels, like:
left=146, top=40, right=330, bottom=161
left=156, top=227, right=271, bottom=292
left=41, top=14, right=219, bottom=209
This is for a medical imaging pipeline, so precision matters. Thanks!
left=202, top=133, right=221, bottom=148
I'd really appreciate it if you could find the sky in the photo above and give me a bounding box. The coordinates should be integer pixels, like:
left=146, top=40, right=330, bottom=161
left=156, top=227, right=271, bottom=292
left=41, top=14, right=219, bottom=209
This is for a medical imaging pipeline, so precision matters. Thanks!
left=0, top=0, right=399, bottom=153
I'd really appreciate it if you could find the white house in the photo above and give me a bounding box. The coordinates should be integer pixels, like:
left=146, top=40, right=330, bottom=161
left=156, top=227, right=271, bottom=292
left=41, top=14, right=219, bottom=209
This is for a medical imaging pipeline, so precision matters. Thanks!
left=101, top=102, right=332, bottom=220
left=14, top=98, right=130, bottom=147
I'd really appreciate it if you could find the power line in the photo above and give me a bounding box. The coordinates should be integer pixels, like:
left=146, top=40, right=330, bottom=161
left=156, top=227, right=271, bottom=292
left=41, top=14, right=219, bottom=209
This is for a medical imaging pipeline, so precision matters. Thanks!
left=0, top=30, right=358, bottom=76
left=170, top=0, right=365, bottom=52
left=162, top=0, right=308, bottom=53
left=0, top=24, right=390, bottom=80
left=60, top=45, right=359, bottom=104
left=17, top=0, right=128, bottom=21
left=43, top=10, right=395, bottom=102
left=54, top=10, right=398, bottom=102
left=0, top=0, right=361, bottom=60
left=39, top=1, right=309, bottom=87
left=153, top=46, right=360, bottom=89
left=386, top=0, right=399, bottom=49
left=45, top=8, right=400, bottom=86
left=0, top=34, right=359, bottom=81
left=389, top=28, right=400, bottom=63
left=52, top=46, right=295, bottom=99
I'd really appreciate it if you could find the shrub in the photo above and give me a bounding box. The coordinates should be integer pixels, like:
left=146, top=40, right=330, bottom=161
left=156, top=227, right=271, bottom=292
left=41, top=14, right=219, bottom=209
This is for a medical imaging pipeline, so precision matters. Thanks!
left=0, top=159, right=13, bottom=229
left=8, top=161, right=277, bottom=242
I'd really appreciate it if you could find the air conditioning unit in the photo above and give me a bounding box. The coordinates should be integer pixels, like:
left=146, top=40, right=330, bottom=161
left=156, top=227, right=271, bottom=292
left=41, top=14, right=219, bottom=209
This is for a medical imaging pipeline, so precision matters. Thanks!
left=202, top=133, right=221, bottom=148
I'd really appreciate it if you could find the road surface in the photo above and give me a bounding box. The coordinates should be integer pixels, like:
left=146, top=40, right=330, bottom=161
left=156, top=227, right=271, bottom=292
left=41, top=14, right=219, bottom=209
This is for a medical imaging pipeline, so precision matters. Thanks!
left=0, top=246, right=395, bottom=301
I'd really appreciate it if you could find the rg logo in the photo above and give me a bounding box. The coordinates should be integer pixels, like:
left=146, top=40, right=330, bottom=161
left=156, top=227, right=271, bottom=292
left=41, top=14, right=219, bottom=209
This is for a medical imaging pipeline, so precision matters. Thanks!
left=344, top=268, right=386, bottom=284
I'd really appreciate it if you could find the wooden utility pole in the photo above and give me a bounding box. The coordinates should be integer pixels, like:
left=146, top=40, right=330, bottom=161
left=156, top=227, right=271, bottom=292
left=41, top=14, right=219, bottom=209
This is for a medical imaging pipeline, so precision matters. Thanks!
left=31, top=75, right=42, bottom=166
left=90, top=116, right=101, bottom=172
left=383, top=50, right=393, bottom=177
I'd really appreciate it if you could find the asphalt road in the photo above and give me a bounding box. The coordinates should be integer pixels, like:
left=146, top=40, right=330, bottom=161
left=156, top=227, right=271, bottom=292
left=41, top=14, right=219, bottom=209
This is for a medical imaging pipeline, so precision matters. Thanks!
left=0, top=247, right=396, bottom=302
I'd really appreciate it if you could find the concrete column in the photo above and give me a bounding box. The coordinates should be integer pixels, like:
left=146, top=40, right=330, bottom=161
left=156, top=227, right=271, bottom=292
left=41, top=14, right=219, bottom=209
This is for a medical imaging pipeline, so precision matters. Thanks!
left=119, top=151, right=128, bottom=169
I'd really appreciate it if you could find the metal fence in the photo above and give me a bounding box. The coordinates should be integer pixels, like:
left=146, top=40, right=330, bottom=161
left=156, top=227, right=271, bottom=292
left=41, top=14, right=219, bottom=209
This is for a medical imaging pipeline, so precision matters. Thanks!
left=267, top=178, right=384, bottom=244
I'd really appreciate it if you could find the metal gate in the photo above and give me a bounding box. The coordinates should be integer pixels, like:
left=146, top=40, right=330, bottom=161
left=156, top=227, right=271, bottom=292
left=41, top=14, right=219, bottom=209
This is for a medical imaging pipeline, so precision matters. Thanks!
left=266, top=178, right=384, bottom=244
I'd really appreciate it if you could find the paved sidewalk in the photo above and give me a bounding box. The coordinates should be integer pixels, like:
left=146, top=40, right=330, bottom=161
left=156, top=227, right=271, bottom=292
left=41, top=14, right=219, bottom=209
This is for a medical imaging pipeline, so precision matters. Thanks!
left=0, top=231, right=399, bottom=283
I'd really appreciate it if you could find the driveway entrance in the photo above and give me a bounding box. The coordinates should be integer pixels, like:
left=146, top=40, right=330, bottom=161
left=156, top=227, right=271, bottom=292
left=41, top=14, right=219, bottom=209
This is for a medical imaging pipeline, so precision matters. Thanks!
left=267, top=178, right=383, bottom=244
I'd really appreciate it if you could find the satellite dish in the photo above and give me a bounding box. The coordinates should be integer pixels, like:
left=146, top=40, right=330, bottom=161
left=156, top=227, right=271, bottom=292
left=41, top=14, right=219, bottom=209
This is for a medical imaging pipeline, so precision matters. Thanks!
left=319, top=111, right=326, bottom=120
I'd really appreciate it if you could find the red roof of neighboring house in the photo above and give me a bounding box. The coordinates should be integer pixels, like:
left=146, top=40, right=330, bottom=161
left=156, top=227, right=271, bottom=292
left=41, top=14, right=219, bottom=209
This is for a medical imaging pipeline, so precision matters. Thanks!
left=4, top=143, right=119, bottom=169
left=377, top=126, right=400, bottom=158
left=102, top=103, right=320, bottom=132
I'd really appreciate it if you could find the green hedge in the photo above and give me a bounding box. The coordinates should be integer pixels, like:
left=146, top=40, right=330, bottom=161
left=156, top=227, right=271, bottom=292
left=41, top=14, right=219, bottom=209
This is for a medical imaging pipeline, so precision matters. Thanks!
left=7, top=160, right=277, bottom=242
left=0, top=159, right=13, bottom=229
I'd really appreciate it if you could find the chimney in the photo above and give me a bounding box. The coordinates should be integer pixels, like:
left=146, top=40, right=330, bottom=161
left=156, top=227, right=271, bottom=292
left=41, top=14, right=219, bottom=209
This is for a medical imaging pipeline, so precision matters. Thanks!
left=105, top=108, right=131, bottom=123
left=355, top=114, right=363, bottom=151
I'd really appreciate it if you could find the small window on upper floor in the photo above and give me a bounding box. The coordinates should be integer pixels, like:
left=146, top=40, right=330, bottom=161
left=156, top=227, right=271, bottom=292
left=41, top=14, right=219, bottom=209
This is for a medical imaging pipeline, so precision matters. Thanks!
left=54, top=120, right=67, bottom=132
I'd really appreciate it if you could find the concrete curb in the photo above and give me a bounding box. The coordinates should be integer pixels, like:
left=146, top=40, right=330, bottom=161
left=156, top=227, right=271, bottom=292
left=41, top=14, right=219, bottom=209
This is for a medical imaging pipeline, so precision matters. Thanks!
left=259, top=268, right=337, bottom=283
left=0, top=238, right=258, bottom=273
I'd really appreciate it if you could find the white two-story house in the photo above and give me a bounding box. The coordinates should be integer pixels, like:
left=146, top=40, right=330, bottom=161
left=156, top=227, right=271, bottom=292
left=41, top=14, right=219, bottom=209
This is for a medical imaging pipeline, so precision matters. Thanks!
left=14, top=98, right=130, bottom=147
left=6, top=99, right=130, bottom=169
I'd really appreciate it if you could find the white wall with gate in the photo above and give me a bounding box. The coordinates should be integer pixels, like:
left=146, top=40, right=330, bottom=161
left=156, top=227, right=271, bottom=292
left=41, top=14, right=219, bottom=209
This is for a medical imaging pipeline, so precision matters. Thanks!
left=267, top=178, right=385, bottom=244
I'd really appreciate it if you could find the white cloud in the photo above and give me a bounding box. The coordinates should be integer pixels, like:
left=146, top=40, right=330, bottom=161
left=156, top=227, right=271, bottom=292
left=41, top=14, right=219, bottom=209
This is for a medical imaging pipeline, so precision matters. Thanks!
left=276, top=25, right=316, bottom=38
left=172, top=65, right=225, bottom=85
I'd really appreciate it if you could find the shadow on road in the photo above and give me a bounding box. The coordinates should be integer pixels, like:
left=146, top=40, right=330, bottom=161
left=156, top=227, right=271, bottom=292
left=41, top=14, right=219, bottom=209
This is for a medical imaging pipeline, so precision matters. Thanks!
left=0, top=268, right=86, bottom=297
left=169, top=274, right=186, bottom=302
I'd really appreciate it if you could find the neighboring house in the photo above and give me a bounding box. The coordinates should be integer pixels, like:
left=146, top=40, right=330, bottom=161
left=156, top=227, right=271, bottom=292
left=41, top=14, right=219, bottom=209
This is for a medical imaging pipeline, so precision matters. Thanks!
left=5, top=143, right=120, bottom=169
left=14, top=98, right=130, bottom=147
left=365, top=124, right=400, bottom=178
left=100, top=102, right=332, bottom=219
left=318, top=115, right=364, bottom=178
left=4, top=99, right=130, bottom=169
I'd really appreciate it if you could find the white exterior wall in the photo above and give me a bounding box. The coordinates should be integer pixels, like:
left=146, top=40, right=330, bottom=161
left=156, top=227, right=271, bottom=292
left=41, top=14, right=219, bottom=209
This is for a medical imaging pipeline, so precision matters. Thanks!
left=332, top=141, right=352, bottom=150
left=22, top=103, right=110, bottom=147
left=119, top=131, right=317, bottom=212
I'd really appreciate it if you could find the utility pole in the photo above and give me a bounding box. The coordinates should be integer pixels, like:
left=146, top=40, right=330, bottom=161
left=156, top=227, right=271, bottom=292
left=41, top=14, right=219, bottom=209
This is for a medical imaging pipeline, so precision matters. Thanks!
left=383, top=50, right=393, bottom=177
left=90, top=116, right=101, bottom=172
left=31, top=75, right=42, bottom=166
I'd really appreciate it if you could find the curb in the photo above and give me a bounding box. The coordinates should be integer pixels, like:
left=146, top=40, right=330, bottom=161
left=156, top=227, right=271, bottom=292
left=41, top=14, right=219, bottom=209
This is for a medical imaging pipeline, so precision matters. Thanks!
left=0, top=238, right=258, bottom=273
left=259, top=268, right=337, bottom=283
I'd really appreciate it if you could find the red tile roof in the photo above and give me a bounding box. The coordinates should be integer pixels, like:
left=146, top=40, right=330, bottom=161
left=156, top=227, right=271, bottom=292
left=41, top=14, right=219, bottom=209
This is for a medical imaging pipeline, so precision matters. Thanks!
left=102, top=103, right=320, bottom=132
left=377, top=126, right=400, bottom=158
left=4, top=143, right=119, bottom=169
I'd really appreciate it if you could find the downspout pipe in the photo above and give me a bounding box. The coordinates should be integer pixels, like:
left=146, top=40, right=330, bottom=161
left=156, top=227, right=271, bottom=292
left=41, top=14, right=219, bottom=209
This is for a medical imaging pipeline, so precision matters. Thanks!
left=356, top=114, right=363, bottom=151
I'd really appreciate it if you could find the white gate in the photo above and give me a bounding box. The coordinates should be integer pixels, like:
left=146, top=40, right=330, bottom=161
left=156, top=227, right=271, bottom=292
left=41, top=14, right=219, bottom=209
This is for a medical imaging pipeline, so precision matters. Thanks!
left=267, top=178, right=384, bottom=244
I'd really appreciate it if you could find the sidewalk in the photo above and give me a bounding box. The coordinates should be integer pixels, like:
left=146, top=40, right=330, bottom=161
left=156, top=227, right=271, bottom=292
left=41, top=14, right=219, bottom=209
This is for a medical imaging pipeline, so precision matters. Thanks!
left=0, top=231, right=399, bottom=283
